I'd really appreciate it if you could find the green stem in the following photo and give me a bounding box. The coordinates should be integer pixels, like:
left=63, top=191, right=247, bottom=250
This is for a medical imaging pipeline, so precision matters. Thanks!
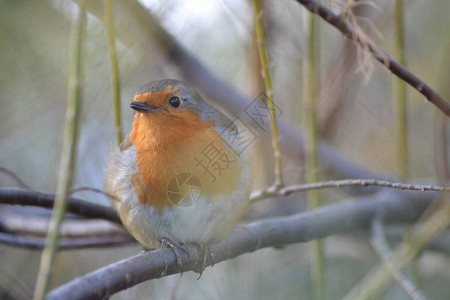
left=395, top=0, right=407, bottom=179
left=304, top=12, right=325, bottom=300
left=104, top=0, right=123, bottom=144
left=252, top=0, right=284, bottom=188
left=33, top=2, right=86, bottom=299
left=344, top=200, right=450, bottom=300
left=395, top=0, right=421, bottom=285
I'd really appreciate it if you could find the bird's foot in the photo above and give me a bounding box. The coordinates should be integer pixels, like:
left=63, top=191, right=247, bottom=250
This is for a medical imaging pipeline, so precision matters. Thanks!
left=191, top=243, right=213, bottom=279
left=161, top=237, right=189, bottom=272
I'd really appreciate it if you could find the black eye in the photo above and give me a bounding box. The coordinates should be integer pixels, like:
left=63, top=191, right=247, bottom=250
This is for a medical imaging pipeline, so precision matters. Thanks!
left=169, top=97, right=181, bottom=108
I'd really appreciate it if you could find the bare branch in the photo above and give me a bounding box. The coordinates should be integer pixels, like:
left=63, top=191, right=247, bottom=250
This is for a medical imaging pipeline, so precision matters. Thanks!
left=250, top=179, right=450, bottom=202
left=0, top=213, right=128, bottom=238
left=384, top=226, right=450, bottom=256
left=0, top=166, right=32, bottom=190
left=294, top=0, right=450, bottom=117
left=371, top=218, right=426, bottom=300
left=344, top=199, right=450, bottom=300
left=0, top=188, right=121, bottom=224
left=47, top=190, right=434, bottom=300
left=0, top=232, right=135, bottom=250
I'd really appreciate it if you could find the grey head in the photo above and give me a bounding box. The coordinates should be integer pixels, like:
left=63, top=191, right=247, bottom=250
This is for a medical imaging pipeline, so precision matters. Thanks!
left=135, top=79, right=233, bottom=129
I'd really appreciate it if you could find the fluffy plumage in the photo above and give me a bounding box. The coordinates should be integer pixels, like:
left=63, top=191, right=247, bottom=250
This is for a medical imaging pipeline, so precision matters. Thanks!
left=104, top=80, right=252, bottom=249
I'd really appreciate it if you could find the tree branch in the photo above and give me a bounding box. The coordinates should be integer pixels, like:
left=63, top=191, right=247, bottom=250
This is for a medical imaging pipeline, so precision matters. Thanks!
left=0, top=188, right=121, bottom=224
left=0, top=232, right=135, bottom=250
left=250, top=179, right=450, bottom=202
left=0, top=213, right=128, bottom=238
left=294, top=0, right=450, bottom=117
left=371, top=218, right=426, bottom=300
left=384, top=226, right=450, bottom=256
left=47, top=190, right=434, bottom=300
left=344, top=199, right=450, bottom=300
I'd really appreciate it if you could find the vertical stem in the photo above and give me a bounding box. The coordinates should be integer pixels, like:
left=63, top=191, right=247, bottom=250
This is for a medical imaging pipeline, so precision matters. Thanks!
left=33, top=2, right=86, bottom=299
left=395, top=0, right=421, bottom=286
left=344, top=200, right=450, bottom=300
left=304, top=12, right=325, bottom=300
left=395, top=0, right=407, bottom=179
left=104, top=0, right=123, bottom=145
left=252, top=0, right=284, bottom=188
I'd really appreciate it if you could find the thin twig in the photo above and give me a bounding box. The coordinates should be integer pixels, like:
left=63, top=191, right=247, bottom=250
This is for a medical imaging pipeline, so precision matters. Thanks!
left=294, top=0, right=450, bottom=117
left=371, top=218, right=426, bottom=300
left=252, top=0, right=284, bottom=188
left=250, top=179, right=450, bottom=203
left=70, top=186, right=121, bottom=203
left=104, top=0, right=123, bottom=144
left=47, top=190, right=434, bottom=300
left=0, top=165, right=121, bottom=203
left=0, top=232, right=135, bottom=250
left=0, top=214, right=127, bottom=238
left=33, top=2, right=87, bottom=298
left=0, top=167, right=31, bottom=190
left=0, top=188, right=121, bottom=224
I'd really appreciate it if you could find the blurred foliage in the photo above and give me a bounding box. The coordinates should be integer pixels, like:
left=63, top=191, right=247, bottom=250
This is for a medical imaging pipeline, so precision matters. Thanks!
left=0, top=0, right=449, bottom=299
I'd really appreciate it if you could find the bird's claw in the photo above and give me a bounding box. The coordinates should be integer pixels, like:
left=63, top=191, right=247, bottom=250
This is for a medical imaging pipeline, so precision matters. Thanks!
left=161, top=237, right=189, bottom=272
left=193, top=243, right=212, bottom=279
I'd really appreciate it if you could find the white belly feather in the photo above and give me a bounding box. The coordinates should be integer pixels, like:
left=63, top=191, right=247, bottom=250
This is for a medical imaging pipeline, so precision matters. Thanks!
left=104, top=145, right=252, bottom=249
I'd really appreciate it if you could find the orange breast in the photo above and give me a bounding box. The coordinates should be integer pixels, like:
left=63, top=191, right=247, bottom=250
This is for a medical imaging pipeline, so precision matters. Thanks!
left=130, top=109, right=241, bottom=210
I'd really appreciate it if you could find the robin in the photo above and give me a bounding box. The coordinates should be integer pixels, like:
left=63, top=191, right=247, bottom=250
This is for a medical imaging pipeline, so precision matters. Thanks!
left=104, top=79, right=253, bottom=254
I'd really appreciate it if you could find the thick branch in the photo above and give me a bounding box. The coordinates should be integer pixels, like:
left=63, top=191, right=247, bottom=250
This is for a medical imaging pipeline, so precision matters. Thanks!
left=294, top=0, right=450, bottom=117
left=48, top=190, right=434, bottom=300
left=0, top=188, right=121, bottom=224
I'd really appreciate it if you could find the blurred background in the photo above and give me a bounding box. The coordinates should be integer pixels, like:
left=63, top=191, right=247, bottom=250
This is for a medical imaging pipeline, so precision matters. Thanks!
left=0, top=0, right=449, bottom=299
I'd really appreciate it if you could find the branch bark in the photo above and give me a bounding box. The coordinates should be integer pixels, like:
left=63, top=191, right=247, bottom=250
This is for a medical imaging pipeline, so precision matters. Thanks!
left=294, top=0, right=450, bottom=117
left=0, top=213, right=128, bottom=238
left=47, top=190, right=434, bottom=300
left=250, top=179, right=450, bottom=202
left=0, top=232, right=134, bottom=250
left=0, top=188, right=120, bottom=224
left=371, top=218, right=426, bottom=300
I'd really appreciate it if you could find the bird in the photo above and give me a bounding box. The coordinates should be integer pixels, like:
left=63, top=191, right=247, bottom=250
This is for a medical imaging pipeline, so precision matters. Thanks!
left=104, top=79, right=253, bottom=254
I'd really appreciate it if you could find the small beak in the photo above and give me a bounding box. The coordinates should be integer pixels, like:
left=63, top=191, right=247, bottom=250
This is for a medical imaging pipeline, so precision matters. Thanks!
left=130, top=101, right=159, bottom=113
